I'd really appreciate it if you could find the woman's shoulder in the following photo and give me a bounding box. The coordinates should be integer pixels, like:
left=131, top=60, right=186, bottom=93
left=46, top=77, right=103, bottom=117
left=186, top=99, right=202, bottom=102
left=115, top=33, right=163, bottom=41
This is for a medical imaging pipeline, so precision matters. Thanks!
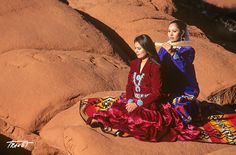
left=178, top=46, right=195, bottom=55
left=129, top=58, right=140, bottom=69
left=180, top=46, right=195, bottom=52
left=185, top=46, right=195, bottom=50
left=130, top=58, right=140, bottom=65
left=148, top=59, right=160, bottom=69
left=157, top=47, right=167, bottom=54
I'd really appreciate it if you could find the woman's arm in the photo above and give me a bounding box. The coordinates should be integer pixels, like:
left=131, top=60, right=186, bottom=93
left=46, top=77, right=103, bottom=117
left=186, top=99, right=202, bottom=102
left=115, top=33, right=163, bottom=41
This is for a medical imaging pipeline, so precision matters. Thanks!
left=158, top=46, right=199, bottom=97
left=126, top=61, right=135, bottom=100
left=157, top=47, right=167, bottom=62
left=173, top=47, right=199, bottom=97
left=171, top=47, right=195, bottom=73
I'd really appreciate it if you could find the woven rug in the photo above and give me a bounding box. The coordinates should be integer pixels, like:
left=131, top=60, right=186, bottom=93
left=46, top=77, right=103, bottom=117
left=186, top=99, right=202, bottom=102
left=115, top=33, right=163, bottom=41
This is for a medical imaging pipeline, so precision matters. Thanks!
left=198, top=113, right=236, bottom=144
left=79, top=96, right=130, bottom=136
left=79, top=96, right=236, bottom=144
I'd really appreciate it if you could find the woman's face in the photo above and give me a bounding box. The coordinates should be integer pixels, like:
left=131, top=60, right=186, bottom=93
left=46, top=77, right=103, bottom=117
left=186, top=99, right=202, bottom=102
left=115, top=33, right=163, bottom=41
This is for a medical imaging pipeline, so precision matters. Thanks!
left=134, top=42, right=147, bottom=59
left=168, top=23, right=182, bottom=42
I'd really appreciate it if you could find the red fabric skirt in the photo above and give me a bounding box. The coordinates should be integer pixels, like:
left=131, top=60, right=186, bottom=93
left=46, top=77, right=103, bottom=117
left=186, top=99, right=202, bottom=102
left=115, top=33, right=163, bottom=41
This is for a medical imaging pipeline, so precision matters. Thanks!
left=80, top=96, right=201, bottom=142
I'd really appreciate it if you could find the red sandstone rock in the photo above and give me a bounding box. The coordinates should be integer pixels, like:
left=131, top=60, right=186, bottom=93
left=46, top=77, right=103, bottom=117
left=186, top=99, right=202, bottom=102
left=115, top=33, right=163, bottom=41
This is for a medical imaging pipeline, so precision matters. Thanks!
left=207, top=84, right=236, bottom=105
left=40, top=91, right=233, bottom=155
left=204, top=0, right=236, bottom=9
left=1, top=0, right=235, bottom=154
left=68, top=0, right=236, bottom=99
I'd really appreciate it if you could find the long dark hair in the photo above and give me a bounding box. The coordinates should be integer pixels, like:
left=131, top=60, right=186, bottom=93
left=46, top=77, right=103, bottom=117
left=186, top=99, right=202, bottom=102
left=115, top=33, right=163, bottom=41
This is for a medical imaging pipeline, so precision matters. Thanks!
left=134, top=34, right=160, bottom=64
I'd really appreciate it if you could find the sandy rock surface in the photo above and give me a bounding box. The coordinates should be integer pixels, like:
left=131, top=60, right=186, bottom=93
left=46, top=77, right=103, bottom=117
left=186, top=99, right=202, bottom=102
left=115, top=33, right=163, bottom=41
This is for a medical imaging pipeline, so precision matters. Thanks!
left=40, top=91, right=233, bottom=155
left=0, top=0, right=235, bottom=154
left=69, top=0, right=236, bottom=99
left=204, top=0, right=236, bottom=8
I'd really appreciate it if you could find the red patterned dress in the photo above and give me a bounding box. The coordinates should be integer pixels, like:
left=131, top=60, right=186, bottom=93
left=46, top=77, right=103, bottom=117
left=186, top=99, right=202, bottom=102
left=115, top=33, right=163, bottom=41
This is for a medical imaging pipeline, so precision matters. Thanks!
left=83, top=58, right=200, bottom=142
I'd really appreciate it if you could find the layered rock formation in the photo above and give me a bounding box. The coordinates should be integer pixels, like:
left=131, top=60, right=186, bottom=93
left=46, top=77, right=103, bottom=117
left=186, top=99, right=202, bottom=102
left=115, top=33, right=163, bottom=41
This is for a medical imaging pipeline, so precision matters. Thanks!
left=207, top=84, right=236, bottom=105
left=0, top=0, right=128, bottom=154
left=68, top=0, right=236, bottom=99
left=0, top=0, right=235, bottom=155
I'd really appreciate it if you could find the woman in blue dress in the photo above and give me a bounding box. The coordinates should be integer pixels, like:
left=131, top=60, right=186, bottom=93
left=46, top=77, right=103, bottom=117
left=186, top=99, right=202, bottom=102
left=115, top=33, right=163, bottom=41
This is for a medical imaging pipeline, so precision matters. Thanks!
left=157, top=20, right=200, bottom=124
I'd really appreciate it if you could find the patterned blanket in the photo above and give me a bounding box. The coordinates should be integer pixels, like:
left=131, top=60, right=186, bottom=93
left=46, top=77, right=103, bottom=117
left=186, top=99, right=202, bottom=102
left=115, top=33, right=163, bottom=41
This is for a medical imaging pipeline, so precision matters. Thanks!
left=80, top=96, right=130, bottom=137
left=199, top=114, right=236, bottom=144
left=79, top=96, right=236, bottom=144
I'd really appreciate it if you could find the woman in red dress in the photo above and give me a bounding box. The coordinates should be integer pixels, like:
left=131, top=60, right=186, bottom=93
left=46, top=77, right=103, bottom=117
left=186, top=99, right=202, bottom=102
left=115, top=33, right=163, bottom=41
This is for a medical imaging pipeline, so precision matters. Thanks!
left=82, top=34, right=200, bottom=142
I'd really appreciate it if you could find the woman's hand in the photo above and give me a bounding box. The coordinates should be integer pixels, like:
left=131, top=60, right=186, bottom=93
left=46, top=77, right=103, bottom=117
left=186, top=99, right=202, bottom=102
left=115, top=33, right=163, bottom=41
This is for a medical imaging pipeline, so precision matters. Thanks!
left=162, top=42, right=174, bottom=55
left=126, top=102, right=138, bottom=112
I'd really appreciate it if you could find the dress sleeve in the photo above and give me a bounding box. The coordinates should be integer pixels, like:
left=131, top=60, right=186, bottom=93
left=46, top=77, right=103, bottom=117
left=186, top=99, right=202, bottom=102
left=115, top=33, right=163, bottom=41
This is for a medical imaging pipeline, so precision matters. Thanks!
left=126, top=61, right=134, bottom=100
left=172, top=47, right=199, bottom=97
left=140, top=64, right=162, bottom=107
left=181, top=47, right=195, bottom=64
left=157, top=47, right=167, bottom=62
left=171, top=47, right=195, bottom=73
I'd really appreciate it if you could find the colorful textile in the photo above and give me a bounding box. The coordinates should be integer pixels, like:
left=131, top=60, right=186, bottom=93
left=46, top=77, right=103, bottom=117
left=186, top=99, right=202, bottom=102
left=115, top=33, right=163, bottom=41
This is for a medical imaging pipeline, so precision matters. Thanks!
left=79, top=95, right=201, bottom=142
left=80, top=96, right=236, bottom=144
left=172, top=95, right=198, bottom=124
left=79, top=96, right=129, bottom=137
left=198, top=114, right=236, bottom=144
left=79, top=58, right=200, bottom=142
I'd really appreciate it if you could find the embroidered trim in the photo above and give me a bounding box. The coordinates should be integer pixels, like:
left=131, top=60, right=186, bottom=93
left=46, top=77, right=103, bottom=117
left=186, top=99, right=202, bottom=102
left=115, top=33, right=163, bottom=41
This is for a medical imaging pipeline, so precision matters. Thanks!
left=172, top=52, right=180, bottom=60
left=134, top=93, right=150, bottom=99
left=133, top=72, right=145, bottom=93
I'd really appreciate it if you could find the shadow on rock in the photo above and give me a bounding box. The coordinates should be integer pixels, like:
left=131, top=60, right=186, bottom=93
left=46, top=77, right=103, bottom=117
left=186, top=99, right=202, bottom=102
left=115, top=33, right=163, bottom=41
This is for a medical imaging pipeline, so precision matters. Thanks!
left=195, top=100, right=236, bottom=125
left=75, top=9, right=136, bottom=65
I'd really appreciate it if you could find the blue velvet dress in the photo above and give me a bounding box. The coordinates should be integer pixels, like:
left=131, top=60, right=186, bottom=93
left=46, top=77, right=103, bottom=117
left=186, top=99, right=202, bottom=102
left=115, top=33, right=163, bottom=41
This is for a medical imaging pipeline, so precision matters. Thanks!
left=158, top=46, right=200, bottom=124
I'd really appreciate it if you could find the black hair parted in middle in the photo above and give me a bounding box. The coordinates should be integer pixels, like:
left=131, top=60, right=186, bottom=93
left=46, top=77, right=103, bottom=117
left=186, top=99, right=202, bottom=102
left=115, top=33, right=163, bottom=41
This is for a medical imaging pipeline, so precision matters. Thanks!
left=134, top=34, right=160, bottom=64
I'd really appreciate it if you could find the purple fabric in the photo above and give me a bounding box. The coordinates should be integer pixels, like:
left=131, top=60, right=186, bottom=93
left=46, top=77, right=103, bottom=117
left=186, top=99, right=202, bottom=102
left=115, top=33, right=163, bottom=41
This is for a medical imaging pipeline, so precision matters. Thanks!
left=158, top=47, right=199, bottom=98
